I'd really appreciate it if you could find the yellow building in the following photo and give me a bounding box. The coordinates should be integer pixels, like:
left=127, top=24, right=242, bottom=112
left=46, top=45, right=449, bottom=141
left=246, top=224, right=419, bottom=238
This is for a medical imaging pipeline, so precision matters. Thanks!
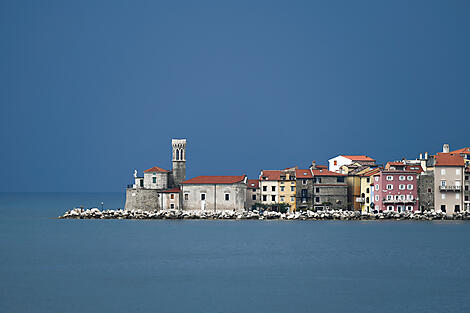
left=279, top=167, right=297, bottom=212
left=359, top=168, right=381, bottom=213
left=341, top=163, right=374, bottom=211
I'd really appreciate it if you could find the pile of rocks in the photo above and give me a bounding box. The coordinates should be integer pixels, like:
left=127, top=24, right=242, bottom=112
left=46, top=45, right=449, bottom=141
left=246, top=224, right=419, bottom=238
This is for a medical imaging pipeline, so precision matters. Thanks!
left=58, top=208, right=470, bottom=221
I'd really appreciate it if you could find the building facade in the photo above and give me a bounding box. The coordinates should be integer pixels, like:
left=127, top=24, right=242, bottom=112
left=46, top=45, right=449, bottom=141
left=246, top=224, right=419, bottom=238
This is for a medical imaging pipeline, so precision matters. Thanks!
left=372, top=170, right=419, bottom=212
left=279, top=168, right=297, bottom=212
left=328, top=155, right=376, bottom=173
left=295, top=169, right=314, bottom=210
left=259, top=170, right=281, bottom=208
left=434, top=153, right=465, bottom=215
left=246, top=179, right=260, bottom=210
left=312, top=169, right=348, bottom=210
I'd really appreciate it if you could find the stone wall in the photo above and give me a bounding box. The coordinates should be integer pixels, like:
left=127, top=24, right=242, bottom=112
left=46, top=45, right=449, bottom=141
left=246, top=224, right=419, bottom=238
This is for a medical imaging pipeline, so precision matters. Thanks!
left=418, top=172, right=434, bottom=211
left=124, top=188, right=160, bottom=211
left=296, top=178, right=314, bottom=210
left=181, top=183, right=246, bottom=211
left=313, top=177, right=348, bottom=210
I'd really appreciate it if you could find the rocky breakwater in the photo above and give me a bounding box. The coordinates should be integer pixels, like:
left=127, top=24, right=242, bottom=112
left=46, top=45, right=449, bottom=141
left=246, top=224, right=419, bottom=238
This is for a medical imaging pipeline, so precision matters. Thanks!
left=58, top=208, right=470, bottom=221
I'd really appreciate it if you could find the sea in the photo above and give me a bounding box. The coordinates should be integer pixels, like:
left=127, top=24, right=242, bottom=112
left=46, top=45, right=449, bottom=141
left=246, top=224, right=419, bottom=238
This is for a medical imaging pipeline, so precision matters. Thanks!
left=1, top=192, right=470, bottom=313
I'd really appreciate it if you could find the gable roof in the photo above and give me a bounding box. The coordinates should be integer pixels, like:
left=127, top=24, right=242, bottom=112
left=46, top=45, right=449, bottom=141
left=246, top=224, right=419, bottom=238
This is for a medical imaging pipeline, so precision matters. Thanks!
left=435, top=153, right=465, bottom=167
left=259, top=170, right=281, bottom=181
left=295, top=169, right=313, bottom=178
left=362, top=168, right=381, bottom=177
left=247, top=179, right=260, bottom=188
left=341, top=155, right=376, bottom=162
left=144, top=166, right=169, bottom=173
left=181, top=175, right=246, bottom=184
left=451, top=147, right=470, bottom=155
left=312, top=169, right=346, bottom=177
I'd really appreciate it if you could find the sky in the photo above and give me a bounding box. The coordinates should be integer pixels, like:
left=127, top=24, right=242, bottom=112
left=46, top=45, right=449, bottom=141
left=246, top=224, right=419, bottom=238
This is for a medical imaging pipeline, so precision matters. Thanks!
left=1, top=0, right=469, bottom=192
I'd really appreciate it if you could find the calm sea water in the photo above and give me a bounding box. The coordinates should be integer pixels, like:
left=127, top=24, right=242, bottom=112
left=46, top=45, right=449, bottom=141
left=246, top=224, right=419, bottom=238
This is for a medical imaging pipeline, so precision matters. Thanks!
left=1, top=192, right=470, bottom=313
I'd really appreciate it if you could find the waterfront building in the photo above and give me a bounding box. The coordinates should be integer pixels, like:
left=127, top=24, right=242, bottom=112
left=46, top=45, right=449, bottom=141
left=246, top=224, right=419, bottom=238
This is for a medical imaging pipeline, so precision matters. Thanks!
left=358, top=168, right=381, bottom=213
left=372, top=169, right=419, bottom=212
left=180, top=175, right=247, bottom=211
left=312, top=169, right=348, bottom=210
left=328, top=155, right=376, bottom=173
left=341, top=163, right=376, bottom=211
left=465, top=166, right=470, bottom=211
left=418, top=171, right=434, bottom=211
left=279, top=167, right=297, bottom=212
left=259, top=170, right=281, bottom=209
left=245, top=179, right=260, bottom=210
left=295, top=169, right=314, bottom=210
left=434, top=153, right=465, bottom=215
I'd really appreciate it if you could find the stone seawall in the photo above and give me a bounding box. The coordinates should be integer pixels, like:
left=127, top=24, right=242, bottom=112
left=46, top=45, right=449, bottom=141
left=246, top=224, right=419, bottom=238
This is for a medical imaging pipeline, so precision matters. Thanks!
left=59, top=208, right=470, bottom=221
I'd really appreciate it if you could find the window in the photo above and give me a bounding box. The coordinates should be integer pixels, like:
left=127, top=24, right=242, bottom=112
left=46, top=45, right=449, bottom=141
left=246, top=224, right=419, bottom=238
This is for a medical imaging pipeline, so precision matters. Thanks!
left=280, top=196, right=285, bottom=202
left=399, top=184, right=405, bottom=190
left=272, top=186, right=276, bottom=192
left=456, top=193, right=460, bottom=200
left=455, top=205, right=460, bottom=212
left=315, top=197, right=320, bottom=203
left=263, top=195, right=267, bottom=201
left=387, top=205, right=394, bottom=211
left=441, top=169, right=446, bottom=175
left=225, top=194, right=230, bottom=201
left=315, top=177, right=322, bottom=183
left=442, top=194, right=446, bottom=199
left=201, top=193, right=206, bottom=200
left=366, top=188, right=369, bottom=193
left=397, top=205, right=403, bottom=212
left=366, top=197, right=369, bottom=203
left=441, top=205, right=446, bottom=213
left=386, top=176, right=393, bottom=181
left=375, top=195, right=379, bottom=201
left=407, top=195, right=414, bottom=200
left=375, top=177, right=379, bottom=182
left=334, top=160, right=337, bottom=166
left=170, top=204, right=175, bottom=209
left=280, top=186, right=285, bottom=192
left=316, top=187, right=320, bottom=193
left=406, top=205, right=413, bottom=211
left=290, top=186, right=295, bottom=191
left=466, top=176, right=469, bottom=181
left=427, top=188, right=432, bottom=193
left=291, top=196, right=295, bottom=202
left=455, top=180, right=461, bottom=187
left=387, top=184, right=393, bottom=190
left=271, top=195, right=276, bottom=201
left=466, top=185, right=469, bottom=191
left=252, top=188, right=256, bottom=192
left=407, top=176, right=413, bottom=181
left=367, top=178, right=370, bottom=183
left=386, top=195, right=393, bottom=200
left=400, top=195, right=405, bottom=200
left=184, top=194, right=189, bottom=200
left=302, top=179, right=307, bottom=185
left=170, top=194, right=174, bottom=199
left=456, top=169, right=461, bottom=175
left=337, top=177, right=344, bottom=183
left=252, top=195, right=256, bottom=200
left=399, top=176, right=405, bottom=181
left=407, top=184, right=413, bottom=190
left=263, top=186, right=267, bottom=192
left=465, top=196, right=469, bottom=201
left=152, top=177, right=157, bottom=183
left=375, top=184, right=379, bottom=191
left=441, top=180, right=446, bottom=187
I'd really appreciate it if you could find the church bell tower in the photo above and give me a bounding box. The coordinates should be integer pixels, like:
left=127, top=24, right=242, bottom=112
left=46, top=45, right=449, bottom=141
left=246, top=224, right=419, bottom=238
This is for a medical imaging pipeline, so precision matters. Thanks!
left=171, top=139, right=186, bottom=186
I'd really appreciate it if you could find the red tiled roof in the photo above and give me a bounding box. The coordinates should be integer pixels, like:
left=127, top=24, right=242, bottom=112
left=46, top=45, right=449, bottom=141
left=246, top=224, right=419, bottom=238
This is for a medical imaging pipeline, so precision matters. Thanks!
left=144, top=166, right=169, bottom=173
left=435, top=153, right=465, bottom=167
left=260, top=170, right=281, bottom=181
left=451, top=147, right=470, bottom=155
left=295, top=169, right=313, bottom=178
left=181, top=175, right=246, bottom=184
left=316, top=165, right=328, bottom=169
left=386, top=161, right=405, bottom=166
left=312, top=169, right=345, bottom=176
left=405, top=165, right=423, bottom=173
left=341, top=155, right=376, bottom=162
left=247, top=179, right=260, bottom=188
left=162, top=187, right=180, bottom=193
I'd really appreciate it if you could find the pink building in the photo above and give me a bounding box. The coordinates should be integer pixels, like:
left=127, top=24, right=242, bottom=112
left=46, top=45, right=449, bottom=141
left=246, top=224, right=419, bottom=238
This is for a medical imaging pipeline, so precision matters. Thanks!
left=372, top=170, right=419, bottom=212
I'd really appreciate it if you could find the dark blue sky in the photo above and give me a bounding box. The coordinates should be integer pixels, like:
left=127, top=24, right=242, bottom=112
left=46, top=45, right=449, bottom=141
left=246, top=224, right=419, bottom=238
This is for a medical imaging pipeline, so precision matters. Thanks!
left=1, top=0, right=469, bottom=192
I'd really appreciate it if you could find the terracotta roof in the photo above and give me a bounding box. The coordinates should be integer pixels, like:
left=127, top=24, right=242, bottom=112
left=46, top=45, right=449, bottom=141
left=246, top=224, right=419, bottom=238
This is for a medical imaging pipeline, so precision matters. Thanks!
left=295, top=169, right=313, bottom=178
left=260, top=170, right=281, bottom=181
left=312, top=169, right=345, bottom=176
left=341, top=155, right=376, bottom=162
left=181, top=175, right=246, bottom=184
left=435, top=153, right=465, bottom=167
left=386, top=161, right=405, bottom=166
left=143, top=166, right=169, bottom=173
left=316, top=165, right=328, bottom=169
left=451, top=147, right=470, bottom=155
left=247, top=179, right=260, bottom=188
left=362, top=168, right=381, bottom=177
left=405, top=165, right=423, bottom=173
left=161, top=187, right=180, bottom=193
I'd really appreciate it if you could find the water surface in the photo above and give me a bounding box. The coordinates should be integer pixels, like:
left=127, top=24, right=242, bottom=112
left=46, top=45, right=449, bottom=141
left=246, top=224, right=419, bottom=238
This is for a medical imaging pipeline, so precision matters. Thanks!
left=1, top=192, right=469, bottom=313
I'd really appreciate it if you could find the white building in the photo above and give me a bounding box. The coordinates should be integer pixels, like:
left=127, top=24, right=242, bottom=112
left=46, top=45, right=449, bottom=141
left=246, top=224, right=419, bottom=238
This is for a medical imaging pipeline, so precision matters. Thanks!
left=328, top=155, right=376, bottom=173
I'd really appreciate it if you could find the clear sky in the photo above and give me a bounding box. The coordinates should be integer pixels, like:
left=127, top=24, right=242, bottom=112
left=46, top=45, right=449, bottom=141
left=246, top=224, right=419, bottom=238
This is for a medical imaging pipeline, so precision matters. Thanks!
left=1, top=0, right=469, bottom=192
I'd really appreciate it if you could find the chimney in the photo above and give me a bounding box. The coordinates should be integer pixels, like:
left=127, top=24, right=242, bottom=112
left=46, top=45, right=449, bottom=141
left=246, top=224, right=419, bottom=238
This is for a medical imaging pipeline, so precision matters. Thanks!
left=425, top=152, right=428, bottom=160
left=419, top=153, right=423, bottom=160
left=443, top=144, right=450, bottom=153
left=311, top=160, right=316, bottom=169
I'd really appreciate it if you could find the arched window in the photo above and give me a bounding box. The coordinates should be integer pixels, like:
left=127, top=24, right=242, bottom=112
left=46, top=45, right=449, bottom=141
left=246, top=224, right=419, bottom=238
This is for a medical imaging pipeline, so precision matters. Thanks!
left=176, top=149, right=180, bottom=160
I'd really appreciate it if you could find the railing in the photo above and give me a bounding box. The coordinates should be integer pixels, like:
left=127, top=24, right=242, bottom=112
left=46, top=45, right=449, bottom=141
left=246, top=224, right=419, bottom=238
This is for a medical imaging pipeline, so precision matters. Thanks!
left=355, top=197, right=365, bottom=203
left=383, top=199, right=416, bottom=204
left=439, top=185, right=461, bottom=191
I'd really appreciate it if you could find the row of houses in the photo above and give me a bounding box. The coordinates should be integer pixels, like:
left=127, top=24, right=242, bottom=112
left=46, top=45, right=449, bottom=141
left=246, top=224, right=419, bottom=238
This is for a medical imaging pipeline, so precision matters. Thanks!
left=124, top=140, right=470, bottom=215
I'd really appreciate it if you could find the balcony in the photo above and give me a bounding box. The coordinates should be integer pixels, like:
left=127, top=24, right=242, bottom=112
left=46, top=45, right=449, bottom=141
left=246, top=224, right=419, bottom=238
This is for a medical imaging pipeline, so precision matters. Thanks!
left=439, top=185, right=461, bottom=191
left=355, top=197, right=365, bottom=203
left=383, top=198, right=416, bottom=204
